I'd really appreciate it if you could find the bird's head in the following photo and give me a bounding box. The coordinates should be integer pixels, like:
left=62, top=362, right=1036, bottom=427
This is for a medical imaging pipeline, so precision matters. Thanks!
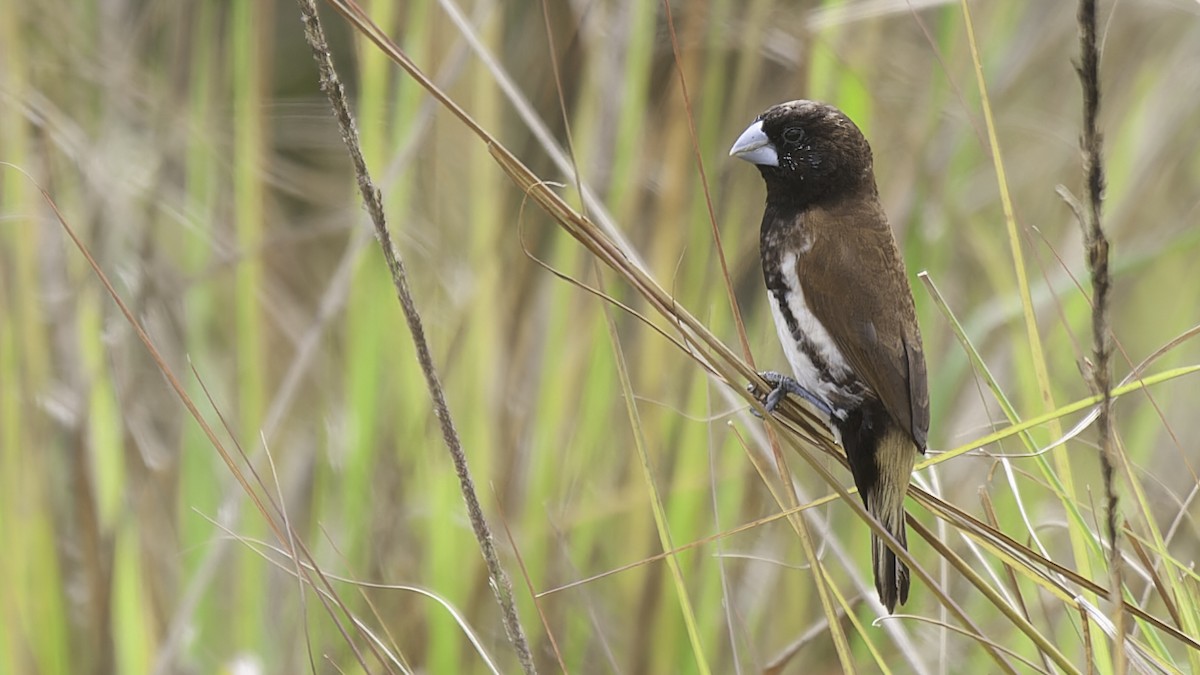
left=729, top=100, right=875, bottom=208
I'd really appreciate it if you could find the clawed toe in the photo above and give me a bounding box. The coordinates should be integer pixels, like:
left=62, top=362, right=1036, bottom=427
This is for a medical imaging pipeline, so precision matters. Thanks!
left=747, top=371, right=833, bottom=418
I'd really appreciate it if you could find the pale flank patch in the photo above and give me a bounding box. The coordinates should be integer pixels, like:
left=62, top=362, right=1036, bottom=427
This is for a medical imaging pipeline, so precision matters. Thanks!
left=766, top=252, right=854, bottom=411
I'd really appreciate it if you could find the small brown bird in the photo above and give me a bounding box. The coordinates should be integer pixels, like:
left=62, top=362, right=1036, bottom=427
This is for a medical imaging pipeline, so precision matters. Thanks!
left=729, top=100, right=929, bottom=612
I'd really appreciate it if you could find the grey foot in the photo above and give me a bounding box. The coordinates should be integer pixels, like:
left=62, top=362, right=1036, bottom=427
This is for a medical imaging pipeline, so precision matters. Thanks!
left=750, top=371, right=834, bottom=417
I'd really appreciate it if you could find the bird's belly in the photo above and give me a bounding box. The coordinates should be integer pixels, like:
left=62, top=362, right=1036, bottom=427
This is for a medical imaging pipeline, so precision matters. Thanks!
left=766, top=271, right=859, bottom=412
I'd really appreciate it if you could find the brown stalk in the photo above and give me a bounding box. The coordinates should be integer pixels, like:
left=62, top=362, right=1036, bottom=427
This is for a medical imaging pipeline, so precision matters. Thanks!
left=1075, top=0, right=1124, bottom=669
left=294, top=1, right=537, bottom=672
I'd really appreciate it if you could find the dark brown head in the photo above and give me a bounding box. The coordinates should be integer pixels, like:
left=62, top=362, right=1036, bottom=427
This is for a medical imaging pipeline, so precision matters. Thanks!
left=729, top=100, right=876, bottom=209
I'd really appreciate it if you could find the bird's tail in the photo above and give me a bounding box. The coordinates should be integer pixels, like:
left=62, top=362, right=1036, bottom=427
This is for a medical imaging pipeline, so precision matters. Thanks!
left=869, top=427, right=918, bottom=613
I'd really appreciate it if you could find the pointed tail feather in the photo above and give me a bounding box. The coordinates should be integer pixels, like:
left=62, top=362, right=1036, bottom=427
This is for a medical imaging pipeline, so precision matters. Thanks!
left=871, top=514, right=908, bottom=612
left=870, top=427, right=917, bottom=613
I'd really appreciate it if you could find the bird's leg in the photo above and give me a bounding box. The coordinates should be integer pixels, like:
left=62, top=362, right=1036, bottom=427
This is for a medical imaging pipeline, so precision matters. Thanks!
left=751, top=371, right=834, bottom=417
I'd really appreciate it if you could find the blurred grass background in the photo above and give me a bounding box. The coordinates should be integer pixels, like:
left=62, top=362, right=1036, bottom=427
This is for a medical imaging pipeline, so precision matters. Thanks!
left=3, top=0, right=1200, bottom=673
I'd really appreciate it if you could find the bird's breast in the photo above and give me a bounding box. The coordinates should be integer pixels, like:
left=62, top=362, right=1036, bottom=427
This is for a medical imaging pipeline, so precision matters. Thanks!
left=765, top=251, right=864, bottom=414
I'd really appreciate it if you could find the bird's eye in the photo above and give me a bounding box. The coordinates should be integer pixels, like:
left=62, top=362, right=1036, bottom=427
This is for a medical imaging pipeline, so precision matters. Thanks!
left=782, top=127, right=805, bottom=144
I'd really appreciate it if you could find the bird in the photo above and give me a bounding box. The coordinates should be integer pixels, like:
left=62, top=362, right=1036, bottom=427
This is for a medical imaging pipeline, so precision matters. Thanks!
left=729, top=100, right=929, bottom=612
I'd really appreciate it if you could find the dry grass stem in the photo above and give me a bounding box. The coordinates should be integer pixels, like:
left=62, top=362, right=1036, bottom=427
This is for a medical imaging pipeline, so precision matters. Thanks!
left=296, top=0, right=536, bottom=671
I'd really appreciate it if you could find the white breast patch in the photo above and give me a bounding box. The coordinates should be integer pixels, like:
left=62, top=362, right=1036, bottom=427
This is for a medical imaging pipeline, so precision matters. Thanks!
left=766, top=252, right=854, bottom=405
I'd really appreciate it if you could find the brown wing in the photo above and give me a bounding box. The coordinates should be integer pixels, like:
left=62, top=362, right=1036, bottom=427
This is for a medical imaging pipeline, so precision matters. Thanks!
left=795, top=203, right=930, bottom=451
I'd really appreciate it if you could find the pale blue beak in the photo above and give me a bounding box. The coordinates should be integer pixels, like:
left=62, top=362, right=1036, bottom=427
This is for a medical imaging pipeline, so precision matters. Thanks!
left=729, top=120, right=778, bottom=167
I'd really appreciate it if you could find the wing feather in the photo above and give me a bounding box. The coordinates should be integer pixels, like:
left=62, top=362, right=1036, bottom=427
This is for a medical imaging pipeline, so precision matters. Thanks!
left=793, top=204, right=930, bottom=452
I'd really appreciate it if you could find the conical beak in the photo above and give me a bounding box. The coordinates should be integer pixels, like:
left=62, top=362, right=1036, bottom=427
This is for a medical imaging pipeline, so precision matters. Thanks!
left=729, top=120, right=778, bottom=167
